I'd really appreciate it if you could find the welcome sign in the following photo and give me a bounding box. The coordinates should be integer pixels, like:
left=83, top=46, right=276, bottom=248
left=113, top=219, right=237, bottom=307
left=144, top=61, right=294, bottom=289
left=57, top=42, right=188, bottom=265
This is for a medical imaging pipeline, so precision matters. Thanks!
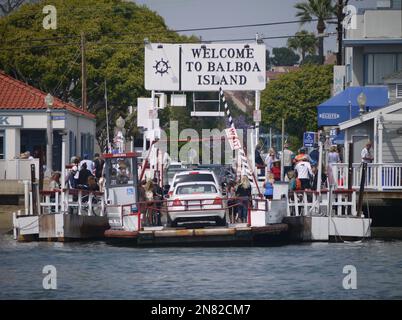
left=145, top=43, right=266, bottom=91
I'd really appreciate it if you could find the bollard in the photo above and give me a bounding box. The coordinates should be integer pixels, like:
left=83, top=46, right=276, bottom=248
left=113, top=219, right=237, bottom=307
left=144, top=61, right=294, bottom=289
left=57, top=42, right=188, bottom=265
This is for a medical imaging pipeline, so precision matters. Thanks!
left=29, top=192, right=33, bottom=216
left=24, top=180, right=29, bottom=216
left=13, top=212, right=17, bottom=240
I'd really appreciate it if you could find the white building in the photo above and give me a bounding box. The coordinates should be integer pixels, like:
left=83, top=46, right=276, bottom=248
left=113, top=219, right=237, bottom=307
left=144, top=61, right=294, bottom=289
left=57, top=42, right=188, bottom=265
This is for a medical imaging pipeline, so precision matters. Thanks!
left=344, top=0, right=402, bottom=103
left=0, top=71, right=96, bottom=175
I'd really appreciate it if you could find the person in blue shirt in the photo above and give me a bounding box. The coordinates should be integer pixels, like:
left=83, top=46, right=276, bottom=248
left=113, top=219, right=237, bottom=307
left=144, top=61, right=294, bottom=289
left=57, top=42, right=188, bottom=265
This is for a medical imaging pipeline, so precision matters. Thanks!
left=263, top=173, right=275, bottom=200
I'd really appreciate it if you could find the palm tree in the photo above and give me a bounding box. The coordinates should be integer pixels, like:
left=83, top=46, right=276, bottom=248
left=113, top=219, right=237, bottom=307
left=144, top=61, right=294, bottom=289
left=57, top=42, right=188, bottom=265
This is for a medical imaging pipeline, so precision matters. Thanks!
left=294, top=0, right=334, bottom=64
left=287, top=30, right=318, bottom=61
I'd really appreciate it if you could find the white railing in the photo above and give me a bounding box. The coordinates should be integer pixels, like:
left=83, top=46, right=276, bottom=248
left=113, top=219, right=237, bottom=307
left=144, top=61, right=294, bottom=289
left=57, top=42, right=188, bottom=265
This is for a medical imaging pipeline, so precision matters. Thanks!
left=0, top=159, right=39, bottom=180
left=331, top=163, right=402, bottom=190
left=38, top=189, right=106, bottom=216
left=287, top=190, right=357, bottom=217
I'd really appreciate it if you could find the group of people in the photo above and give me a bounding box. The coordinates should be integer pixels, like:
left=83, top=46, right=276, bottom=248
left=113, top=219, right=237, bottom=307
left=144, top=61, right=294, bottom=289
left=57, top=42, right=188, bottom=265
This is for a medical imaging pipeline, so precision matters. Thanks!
left=260, top=145, right=330, bottom=198
left=226, top=176, right=252, bottom=224
left=49, top=153, right=105, bottom=193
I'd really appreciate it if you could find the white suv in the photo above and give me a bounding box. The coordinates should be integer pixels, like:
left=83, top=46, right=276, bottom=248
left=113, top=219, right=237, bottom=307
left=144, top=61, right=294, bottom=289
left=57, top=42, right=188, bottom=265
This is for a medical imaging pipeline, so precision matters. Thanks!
left=167, top=170, right=220, bottom=197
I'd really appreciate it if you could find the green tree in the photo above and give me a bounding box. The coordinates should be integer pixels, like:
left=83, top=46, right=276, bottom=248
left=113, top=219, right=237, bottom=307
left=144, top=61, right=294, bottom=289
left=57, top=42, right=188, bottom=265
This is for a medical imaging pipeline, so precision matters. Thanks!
left=294, top=0, right=334, bottom=65
left=260, top=64, right=333, bottom=147
left=270, top=47, right=300, bottom=66
left=301, top=54, right=321, bottom=65
left=287, top=30, right=318, bottom=61
left=0, top=0, right=198, bottom=150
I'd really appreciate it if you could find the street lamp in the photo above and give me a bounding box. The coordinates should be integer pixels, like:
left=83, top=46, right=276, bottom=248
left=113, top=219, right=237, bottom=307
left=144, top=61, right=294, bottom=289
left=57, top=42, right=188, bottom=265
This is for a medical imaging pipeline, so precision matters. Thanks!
left=45, top=93, right=54, bottom=177
left=357, top=91, right=367, bottom=115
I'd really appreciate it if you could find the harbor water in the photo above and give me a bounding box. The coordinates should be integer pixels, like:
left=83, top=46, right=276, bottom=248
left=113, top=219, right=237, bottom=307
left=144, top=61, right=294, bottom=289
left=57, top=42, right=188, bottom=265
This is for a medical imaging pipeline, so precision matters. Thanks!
left=1, top=232, right=402, bottom=300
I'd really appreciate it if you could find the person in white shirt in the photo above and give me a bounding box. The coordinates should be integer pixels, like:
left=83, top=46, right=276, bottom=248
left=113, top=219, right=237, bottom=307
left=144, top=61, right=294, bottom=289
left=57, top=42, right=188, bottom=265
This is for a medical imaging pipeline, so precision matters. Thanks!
left=282, top=144, right=294, bottom=175
left=361, top=142, right=374, bottom=163
left=294, top=157, right=313, bottom=190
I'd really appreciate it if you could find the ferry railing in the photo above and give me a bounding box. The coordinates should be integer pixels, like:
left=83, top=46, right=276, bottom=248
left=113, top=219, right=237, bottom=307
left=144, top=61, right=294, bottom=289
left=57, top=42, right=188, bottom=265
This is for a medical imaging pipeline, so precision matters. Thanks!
left=286, top=189, right=357, bottom=217
left=332, top=163, right=402, bottom=190
left=39, top=189, right=105, bottom=216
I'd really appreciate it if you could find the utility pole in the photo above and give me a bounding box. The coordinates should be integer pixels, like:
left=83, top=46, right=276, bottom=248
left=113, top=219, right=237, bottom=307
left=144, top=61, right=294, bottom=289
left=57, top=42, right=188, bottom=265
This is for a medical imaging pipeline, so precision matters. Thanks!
left=336, top=0, right=348, bottom=65
left=104, top=79, right=111, bottom=152
left=81, top=32, right=87, bottom=111
left=281, top=118, right=285, bottom=181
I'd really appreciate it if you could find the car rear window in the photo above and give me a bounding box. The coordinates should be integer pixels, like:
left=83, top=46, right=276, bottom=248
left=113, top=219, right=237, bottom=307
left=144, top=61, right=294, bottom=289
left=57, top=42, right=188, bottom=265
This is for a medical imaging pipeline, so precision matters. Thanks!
left=173, top=173, right=215, bottom=187
left=176, top=184, right=217, bottom=195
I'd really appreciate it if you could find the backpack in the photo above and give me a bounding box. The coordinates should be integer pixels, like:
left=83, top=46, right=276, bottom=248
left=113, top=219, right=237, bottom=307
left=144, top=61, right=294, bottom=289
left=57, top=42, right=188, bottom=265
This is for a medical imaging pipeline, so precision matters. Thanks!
left=295, top=178, right=302, bottom=190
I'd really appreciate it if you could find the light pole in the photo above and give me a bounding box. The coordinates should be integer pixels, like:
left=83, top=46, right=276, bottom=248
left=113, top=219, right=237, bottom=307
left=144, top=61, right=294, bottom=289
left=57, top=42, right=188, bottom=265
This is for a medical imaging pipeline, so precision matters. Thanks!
left=45, top=93, right=54, bottom=177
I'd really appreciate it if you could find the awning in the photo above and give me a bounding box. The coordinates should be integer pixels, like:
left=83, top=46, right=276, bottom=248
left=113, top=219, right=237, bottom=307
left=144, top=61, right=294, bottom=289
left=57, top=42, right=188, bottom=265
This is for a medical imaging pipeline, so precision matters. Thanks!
left=317, top=86, right=389, bottom=126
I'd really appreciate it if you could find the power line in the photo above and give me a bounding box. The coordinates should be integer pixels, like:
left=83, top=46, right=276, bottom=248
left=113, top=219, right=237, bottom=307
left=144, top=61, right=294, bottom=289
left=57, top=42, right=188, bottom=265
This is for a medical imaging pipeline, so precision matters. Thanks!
left=0, top=31, right=337, bottom=51
left=0, top=16, right=337, bottom=45
left=173, top=18, right=336, bottom=33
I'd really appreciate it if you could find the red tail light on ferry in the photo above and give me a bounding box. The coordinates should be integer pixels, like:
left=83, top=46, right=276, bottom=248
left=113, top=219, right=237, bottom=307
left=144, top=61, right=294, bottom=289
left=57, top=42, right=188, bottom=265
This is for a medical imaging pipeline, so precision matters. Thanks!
left=172, top=199, right=183, bottom=206
left=213, top=197, right=222, bottom=205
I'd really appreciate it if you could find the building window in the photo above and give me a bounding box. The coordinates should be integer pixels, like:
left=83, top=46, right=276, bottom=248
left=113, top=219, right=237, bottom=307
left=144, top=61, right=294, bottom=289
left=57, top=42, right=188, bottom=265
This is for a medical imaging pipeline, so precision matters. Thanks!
left=397, top=84, right=402, bottom=98
left=0, top=131, right=4, bottom=159
left=80, top=133, right=94, bottom=159
left=365, top=53, right=402, bottom=85
left=392, top=0, right=402, bottom=9
left=69, top=131, right=76, bottom=158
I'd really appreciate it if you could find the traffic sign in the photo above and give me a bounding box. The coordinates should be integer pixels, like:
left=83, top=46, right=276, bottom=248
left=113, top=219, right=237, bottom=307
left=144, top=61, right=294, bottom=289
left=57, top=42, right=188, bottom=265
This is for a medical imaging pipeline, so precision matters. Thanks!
left=303, top=132, right=317, bottom=147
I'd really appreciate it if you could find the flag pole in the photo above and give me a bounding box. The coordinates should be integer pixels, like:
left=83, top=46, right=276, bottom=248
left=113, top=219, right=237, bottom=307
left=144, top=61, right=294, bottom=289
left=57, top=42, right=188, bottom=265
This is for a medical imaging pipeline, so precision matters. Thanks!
left=105, top=79, right=111, bottom=152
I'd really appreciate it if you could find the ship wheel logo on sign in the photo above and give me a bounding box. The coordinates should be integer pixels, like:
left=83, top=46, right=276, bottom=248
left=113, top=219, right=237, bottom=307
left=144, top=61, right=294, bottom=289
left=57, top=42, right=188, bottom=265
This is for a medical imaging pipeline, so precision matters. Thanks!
left=153, top=58, right=171, bottom=76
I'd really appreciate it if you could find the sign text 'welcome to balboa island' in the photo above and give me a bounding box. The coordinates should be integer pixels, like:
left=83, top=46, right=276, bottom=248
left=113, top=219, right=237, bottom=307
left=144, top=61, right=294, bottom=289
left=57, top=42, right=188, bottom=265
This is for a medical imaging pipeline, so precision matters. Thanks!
left=145, top=43, right=266, bottom=91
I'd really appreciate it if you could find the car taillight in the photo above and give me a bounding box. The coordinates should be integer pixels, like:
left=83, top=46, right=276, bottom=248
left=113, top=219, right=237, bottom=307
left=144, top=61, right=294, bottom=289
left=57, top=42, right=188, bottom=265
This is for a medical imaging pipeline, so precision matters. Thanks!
left=168, top=191, right=173, bottom=196
left=213, top=197, right=222, bottom=205
left=189, top=172, right=199, bottom=175
left=172, top=199, right=182, bottom=206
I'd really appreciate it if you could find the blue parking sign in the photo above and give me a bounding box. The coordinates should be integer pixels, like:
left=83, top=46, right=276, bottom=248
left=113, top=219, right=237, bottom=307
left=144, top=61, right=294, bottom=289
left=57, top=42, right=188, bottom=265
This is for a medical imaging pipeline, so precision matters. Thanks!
left=303, top=132, right=316, bottom=147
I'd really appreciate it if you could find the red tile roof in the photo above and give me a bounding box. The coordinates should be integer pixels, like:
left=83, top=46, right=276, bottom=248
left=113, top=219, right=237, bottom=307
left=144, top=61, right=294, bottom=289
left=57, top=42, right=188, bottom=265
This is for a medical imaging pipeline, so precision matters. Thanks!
left=0, top=71, right=96, bottom=119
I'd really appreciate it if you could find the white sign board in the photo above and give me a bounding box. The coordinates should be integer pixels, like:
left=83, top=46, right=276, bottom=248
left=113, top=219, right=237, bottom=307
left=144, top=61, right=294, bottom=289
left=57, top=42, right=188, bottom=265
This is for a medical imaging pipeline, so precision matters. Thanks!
left=145, top=43, right=266, bottom=91
left=253, top=110, right=261, bottom=122
left=225, top=127, right=242, bottom=150
left=170, top=94, right=187, bottom=107
left=137, top=98, right=154, bottom=129
left=0, top=115, right=22, bottom=127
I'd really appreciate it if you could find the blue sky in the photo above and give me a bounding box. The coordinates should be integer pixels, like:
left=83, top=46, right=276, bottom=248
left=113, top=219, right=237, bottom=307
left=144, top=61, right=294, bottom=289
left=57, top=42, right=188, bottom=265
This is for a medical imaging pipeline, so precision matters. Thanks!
left=133, top=0, right=379, bottom=54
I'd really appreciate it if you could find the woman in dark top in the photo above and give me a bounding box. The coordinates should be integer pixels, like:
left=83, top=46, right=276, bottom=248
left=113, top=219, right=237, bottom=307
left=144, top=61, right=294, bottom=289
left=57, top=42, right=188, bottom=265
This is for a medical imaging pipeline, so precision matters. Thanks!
left=78, top=162, right=93, bottom=187
left=235, top=176, right=252, bottom=223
